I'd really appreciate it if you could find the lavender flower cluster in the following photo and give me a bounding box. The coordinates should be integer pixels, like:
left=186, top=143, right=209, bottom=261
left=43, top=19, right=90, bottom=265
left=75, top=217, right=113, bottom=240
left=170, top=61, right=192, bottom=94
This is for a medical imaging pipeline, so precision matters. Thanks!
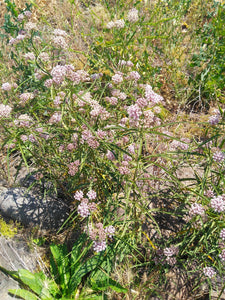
left=210, top=195, right=225, bottom=213
left=208, top=109, right=221, bottom=125
left=154, top=245, right=179, bottom=266
left=0, top=104, right=12, bottom=119
left=203, top=266, right=216, bottom=278
left=74, top=189, right=97, bottom=218
left=86, top=222, right=115, bottom=252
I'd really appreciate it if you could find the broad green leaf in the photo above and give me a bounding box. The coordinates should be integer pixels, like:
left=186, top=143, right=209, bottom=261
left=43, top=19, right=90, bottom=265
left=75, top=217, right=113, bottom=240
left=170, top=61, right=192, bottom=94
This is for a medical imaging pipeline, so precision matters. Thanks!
left=70, top=234, right=89, bottom=272
left=70, top=252, right=105, bottom=291
left=17, top=269, right=44, bottom=295
left=8, top=289, right=39, bottom=300
left=50, top=244, right=70, bottom=291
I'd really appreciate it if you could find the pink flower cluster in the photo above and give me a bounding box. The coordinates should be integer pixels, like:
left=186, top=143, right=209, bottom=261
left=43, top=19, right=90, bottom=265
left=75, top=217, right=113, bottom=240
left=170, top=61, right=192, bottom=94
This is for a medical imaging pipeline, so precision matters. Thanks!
left=189, top=203, right=205, bottom=217
left=0, top=104, right=12, bottom=119
left=17, top=10, right=32, bottom=22
left=51, top=29, right=68, bottom=49
left=213, top=150, right=225, bottom=163
left=220, top=229, right=225, bottom=240
left=163, top=245, right=179, bottom=266
left=49, top=112, right=62, bottom=124
left=111, top=89, right=127, bottom=100
left=209, top=109, right=221, bottom=125
left=106, top=150, right=116, bottom=161
left=154, top=246, right=179, bottom=266
left=87, top=222, right=115, bottom=252
left=145, top=84, right=164, bottom=104
left=106, top=19, right=125, bottom=29
left=219, top=249, right=225, bottom=262
left=118, top=60, right=134, bottom=67
left=203, top=267, right=216, bottom=278
left=68, top=160, right=80, bottom=176
left=118, top=161, right=130, bottom=175
left=24, top=52, right=35, bottom=61
left=126, top=8, right=139, bottom=23
left=14, top=114, right=33, bottom=127
left=50, top=65, right=67, bottom=85
left=1, top=82, right=12, bottom=91
left=204, top=188, right=215, bottom=198
left=127, top=104, right=142, bottom=120
left=19, top=92, right=35, bottom=105
left=210, top=195, right=225, bottom=213
left=163, top=245, right=179, bottom=257
left=112, top=73, right=123, bottom=84
left=9, top=33, right=27, bottom=45
left=169, top=138, right=190, bottom=151
left=38, top=52, right=50, bottom=62
left=49, top=65, right=90, bottom=86
left=81, top=128, right=99, bottom=149
left=74, top=189, right=97, bottom=218
left=126, top=71, right=141, bottom=81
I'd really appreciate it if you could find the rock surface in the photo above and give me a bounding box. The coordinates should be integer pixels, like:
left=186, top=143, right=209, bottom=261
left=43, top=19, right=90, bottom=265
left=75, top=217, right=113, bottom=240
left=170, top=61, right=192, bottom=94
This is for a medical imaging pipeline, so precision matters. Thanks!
left=0, top=236, right=38, bottom=299
left=0, top=186, right=70, bottom=230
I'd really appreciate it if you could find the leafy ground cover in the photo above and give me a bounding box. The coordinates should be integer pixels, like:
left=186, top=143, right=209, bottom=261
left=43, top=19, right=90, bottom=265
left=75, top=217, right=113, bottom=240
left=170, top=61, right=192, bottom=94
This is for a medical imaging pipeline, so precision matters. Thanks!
left=0, top=0, right=225, bottom=299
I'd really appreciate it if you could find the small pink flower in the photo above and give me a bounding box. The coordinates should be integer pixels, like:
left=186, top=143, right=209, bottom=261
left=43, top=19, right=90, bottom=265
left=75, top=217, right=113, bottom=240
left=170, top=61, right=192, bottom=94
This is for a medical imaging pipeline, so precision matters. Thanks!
left=52, top=36, right=68, bottom=49
left=213, top=150, right=225, bottom=163
left=126, top=71, right=141, bottom=81
left=189, top=203, right=205, bottom=216
left=74, top=190, right=83, bottom=201
left=106, top=150, right=115, bottom=161
left=127, top=8, right=139, bottom=23
left=93, top=240, right=107, bottom=252
left=17, top=14, right=24, bottom=22
left=220, top=229, right=225, bottom=240
left=19, top=92, right=35, bottom=105
left=203, top=267, right=216, bottom=278
left=77, top=200, right=90, bottom=218
left=49, top=112, right=62, bottom=124
left=51, top=65, right=67, bottom=85
left=24, top=11, right=32, bottom=18
left=68, top=160, right=80, bottom=176
left=163, top=246, right=179, bottom=257
left=112, top=74, right=123, bottom=84
left=28, top=134, right=37, bottom=143
left=24, top=52, right=35, bottom=61
left=20, top=135, right=28, bottom=142
left=127, top=104, right=142, bottom=120
left=104, top=225, right=115, bottom=238
left=0, top=104, right=12, bottom=119
left=114, top=19, right=125, bottom=28
left=44, top=79, right=53, bottom=88
left=219, top=249, right=225, bottom=262
left=1, top=82, right=12, bottom=91
left=87, top=190, right=97, bottom=200
left=38, top=52, right=50, bottom=62
left=118, top=161, right=130, bottom=175
left=210, top=196, right=225, bottom=213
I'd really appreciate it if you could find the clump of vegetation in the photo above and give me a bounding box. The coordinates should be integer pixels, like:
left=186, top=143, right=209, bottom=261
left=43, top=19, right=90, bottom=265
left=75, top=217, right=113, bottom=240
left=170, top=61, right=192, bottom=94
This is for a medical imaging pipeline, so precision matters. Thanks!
left=0, top=0, right=224, bottom=299
left=0, top=217, right=17, bottom=238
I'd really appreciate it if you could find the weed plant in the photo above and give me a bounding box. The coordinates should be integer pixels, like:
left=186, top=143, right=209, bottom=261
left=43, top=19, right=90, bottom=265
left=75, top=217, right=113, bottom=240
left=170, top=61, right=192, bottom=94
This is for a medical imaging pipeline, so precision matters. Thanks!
left=0, top=0, right=225, bottom=299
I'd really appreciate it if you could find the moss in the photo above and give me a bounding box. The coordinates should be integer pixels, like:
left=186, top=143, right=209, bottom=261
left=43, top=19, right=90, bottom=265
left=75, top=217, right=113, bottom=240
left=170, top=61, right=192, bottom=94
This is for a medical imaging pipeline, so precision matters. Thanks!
left=0, top=217, right=17, bottom=238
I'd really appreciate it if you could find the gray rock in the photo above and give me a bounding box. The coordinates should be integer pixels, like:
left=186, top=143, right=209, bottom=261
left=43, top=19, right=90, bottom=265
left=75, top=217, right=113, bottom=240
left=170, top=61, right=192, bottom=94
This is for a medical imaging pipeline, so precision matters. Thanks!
left=0, top=187, right=70, bottom=230
left=0, top=236, right=38, bottom=299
